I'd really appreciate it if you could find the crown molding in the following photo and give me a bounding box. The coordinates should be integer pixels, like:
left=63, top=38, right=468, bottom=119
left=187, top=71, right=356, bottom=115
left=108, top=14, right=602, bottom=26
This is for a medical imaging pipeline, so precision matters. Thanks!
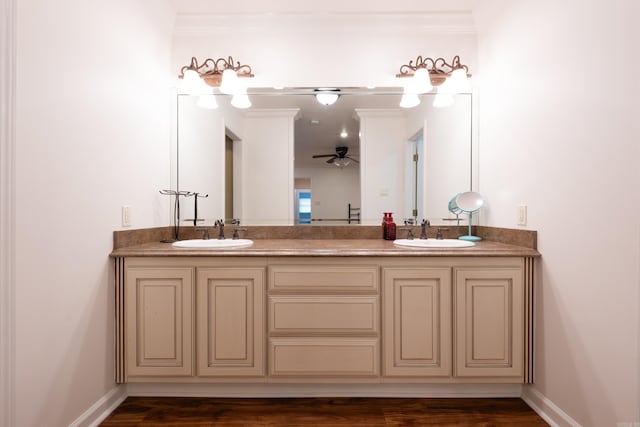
left=174, top=12, right=476, bottom=36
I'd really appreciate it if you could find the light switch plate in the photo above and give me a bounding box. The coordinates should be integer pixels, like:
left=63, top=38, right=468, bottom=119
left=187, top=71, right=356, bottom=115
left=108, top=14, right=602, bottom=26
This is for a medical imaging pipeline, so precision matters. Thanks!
left=517, top=205, right=527, bottom=226
left=122, top=205, right=132, bottom=227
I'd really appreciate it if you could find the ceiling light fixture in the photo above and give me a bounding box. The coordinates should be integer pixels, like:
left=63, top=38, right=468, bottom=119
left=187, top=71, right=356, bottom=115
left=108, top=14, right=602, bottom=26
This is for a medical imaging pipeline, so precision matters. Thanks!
left=314, top=88, right=341, bottom=106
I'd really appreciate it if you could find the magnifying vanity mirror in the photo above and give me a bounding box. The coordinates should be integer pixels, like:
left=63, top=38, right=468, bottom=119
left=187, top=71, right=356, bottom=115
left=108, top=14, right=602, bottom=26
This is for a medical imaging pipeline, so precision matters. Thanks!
left=175, top=88, right=473, bottom=226
left=448, top=191, right=484, bottom=241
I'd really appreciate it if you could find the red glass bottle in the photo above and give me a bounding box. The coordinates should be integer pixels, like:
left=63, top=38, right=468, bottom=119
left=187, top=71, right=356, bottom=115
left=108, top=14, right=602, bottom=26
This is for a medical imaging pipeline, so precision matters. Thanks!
left=382, top=212, right=396, bottom=240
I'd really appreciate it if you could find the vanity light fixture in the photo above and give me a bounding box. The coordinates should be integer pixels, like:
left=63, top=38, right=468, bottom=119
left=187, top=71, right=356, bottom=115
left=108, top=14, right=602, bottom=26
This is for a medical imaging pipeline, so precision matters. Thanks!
left=178, top=56, right=254, bottom=108
left=314, top=88, right=341, bottom=106
left=396, top=55, right=471, bottom=108
left=196, top=94, right=219, bottom=109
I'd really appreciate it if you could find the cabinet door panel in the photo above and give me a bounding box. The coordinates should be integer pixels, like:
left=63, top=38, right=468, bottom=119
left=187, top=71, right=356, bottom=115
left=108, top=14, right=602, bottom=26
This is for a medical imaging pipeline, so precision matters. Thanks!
left=125, top=267, right=193, bottom=377
left=382, top=268, right=452, bottom=377
left=455, top=268, right=523, bottom=378
left=197, top=268, right=265, bottom=376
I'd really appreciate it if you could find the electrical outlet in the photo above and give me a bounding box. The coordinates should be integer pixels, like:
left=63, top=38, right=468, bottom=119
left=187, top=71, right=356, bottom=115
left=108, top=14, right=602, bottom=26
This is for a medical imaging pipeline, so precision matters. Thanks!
left=122, top=205, right=132, bottom=227
left=517, top=205, right=527, bottom=226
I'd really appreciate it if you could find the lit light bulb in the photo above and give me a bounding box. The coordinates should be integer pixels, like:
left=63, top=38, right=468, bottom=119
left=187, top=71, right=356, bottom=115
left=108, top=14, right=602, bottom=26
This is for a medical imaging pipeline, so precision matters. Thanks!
left=447, top=68, right=470, bottom=93
left=219, top=69, right=240, bottom=95
left=315, top=92, right=339, bottom=106
left=231, top=93, right=251, bottom=109
left=340, top=130, right=348, bottom=138
left=433, top=79, right=455, bottom=108
left=407, top=68, right=433, bottom=94
left=400, top=92, right=420, bottom=108
left=180, top=69, right=207, bottom=95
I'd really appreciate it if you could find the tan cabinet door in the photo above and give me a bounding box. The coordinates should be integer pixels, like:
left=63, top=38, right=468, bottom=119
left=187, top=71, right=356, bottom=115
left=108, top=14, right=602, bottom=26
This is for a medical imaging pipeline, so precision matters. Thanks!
left=454, top=267, right=524, bottom=378
left=197, top=268, right=265, bottom=376
left=125, top=267, right=193, bottom=377
left=382, top=267, right=452, bottom=377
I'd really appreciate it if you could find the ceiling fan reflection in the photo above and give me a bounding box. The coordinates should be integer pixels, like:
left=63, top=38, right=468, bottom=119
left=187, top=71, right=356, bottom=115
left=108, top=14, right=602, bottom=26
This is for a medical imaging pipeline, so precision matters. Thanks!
left=312, top=146, right=359, bottom=167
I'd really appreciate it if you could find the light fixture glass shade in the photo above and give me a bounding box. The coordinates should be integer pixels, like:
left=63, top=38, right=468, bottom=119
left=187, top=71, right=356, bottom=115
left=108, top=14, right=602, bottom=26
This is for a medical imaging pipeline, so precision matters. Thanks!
left=231, top=93, right=251, bottom=109
left=447, top=68, right=470, bottom=93
left=315, top=92, right=339, bottom=106
left=334, top=158, right=351, bottom=168
left=433, top=92, right=454, bottom=108
left=197, top=94, right=219, bottom=109
left=180, top=69, right=208, bottom=95
left=407, top=68, right=433, bottom=94
left=400, top=92, right=421, bottom=108
left=219, top=69, right=240, bottom=95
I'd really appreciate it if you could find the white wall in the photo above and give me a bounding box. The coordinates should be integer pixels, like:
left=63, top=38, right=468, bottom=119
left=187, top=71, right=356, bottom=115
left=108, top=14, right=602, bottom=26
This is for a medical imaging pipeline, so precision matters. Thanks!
left=171, top=13, right=477, bottom=89
left=178, top=96, right=226, bottom=224
left=474, top=1, right=640, bottom=425
left=14, top=1, right=174, bottom=425
left=357, top=110, right=408, bottom=224
left=239, top=109, right=298, bottom=225
left=294, top=167, right=360, bottom=223
left=405, top=95, right=472, bottom=222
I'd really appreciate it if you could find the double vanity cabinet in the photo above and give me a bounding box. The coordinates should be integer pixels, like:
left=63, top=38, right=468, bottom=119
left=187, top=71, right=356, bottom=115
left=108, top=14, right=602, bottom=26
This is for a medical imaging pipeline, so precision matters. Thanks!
left=113, top=238, right=536, bottom=386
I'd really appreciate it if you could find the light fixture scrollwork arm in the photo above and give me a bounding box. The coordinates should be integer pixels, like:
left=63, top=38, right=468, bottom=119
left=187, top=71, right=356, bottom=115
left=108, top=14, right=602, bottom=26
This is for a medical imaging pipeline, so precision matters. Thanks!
left=178, top=56, right=254, bottom=88
left=396, top=55, right=470, bottom=85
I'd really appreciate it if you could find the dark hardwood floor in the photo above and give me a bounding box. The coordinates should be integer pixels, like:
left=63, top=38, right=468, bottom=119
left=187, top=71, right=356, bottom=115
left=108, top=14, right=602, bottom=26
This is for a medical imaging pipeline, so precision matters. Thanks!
left=100, top=397, right=548, bottom=426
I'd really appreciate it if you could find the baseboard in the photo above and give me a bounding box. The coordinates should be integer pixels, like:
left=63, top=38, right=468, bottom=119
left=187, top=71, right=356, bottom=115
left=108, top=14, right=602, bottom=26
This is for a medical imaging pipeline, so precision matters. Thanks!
left=126, top=383, right=523, bottom=398
left=68, top=386, right=127, bottom=427
left=521, top=385, right=581, bottom=427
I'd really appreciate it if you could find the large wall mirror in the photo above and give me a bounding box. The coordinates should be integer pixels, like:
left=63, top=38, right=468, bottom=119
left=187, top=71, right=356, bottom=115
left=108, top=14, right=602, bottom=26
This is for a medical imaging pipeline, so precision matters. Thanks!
left=176, top=89, right=472, bottom=226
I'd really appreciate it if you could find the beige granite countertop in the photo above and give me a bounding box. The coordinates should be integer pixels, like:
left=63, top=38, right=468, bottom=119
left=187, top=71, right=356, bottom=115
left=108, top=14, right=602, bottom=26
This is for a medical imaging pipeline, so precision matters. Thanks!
left=110, top=238, right=540, bottom=258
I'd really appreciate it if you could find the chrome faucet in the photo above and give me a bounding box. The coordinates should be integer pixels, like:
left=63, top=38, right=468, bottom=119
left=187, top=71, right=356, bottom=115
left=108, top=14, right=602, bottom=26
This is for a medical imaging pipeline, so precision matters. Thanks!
left=214, top=219, right=225, bottom=239
left=420, top=219, right=430, bottom=239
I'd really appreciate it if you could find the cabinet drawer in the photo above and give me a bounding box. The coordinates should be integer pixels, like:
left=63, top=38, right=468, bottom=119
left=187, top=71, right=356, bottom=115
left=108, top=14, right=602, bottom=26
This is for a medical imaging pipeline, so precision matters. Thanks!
left=269, top=296, right=378, bottom=334
left=269, top=337, right=379, bottom=376
left=269, top=265, right=379, bottom=293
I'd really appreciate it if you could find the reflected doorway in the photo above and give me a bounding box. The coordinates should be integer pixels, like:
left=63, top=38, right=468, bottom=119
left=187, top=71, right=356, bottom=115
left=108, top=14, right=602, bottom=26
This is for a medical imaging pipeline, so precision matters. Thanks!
left=225, top=135, right=234, bottom=222
left=406, top=130, right=424, bottom=224
left=294, top=178, right=312, bottom=224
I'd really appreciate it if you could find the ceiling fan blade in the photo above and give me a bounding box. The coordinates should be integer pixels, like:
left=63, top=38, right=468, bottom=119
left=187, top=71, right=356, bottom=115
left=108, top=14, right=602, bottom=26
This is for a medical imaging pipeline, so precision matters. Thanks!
left=346, top=156, right=360, bottom=164
left=326, top=158, right=335, bottom=164
left=312, top=154, right=336, bottom=158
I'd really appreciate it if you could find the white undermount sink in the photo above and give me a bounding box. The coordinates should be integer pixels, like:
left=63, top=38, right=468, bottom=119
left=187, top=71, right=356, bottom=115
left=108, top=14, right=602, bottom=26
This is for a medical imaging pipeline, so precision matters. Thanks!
left=172, top=239, right=253, bottom=249
left=393, top=238, right=475, bottom=248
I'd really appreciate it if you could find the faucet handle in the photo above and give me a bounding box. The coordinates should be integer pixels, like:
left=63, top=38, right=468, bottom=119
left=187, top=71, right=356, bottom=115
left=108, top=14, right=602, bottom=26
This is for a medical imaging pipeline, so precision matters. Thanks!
left=397, top=227, right=414, bottom=240
left=231, top=218, right=240, bottom=226
left=195, top=228, right=210, bottom=240
left=435, top=228, right=450, bottom=240
left=232, top=227, right=248, bottom=240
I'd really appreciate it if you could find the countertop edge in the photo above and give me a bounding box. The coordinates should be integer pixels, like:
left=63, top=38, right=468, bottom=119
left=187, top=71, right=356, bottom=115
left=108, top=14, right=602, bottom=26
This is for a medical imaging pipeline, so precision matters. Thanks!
left=110, top=239, right=541, bottom=258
